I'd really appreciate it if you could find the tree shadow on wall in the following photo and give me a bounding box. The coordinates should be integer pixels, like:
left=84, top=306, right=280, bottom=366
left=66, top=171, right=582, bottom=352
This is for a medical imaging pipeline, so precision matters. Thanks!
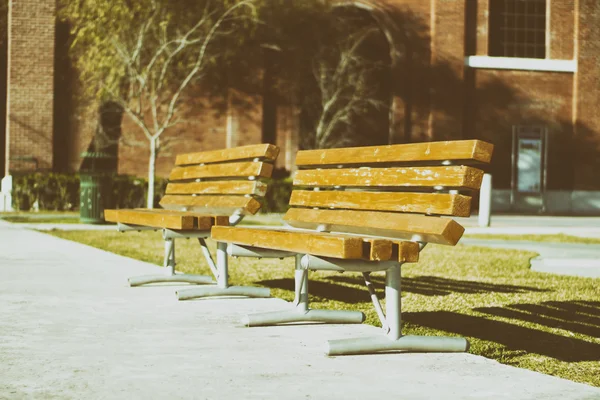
left=80, top=101, right=123, bottom=173
left=302, top=3, right=597, bottom=192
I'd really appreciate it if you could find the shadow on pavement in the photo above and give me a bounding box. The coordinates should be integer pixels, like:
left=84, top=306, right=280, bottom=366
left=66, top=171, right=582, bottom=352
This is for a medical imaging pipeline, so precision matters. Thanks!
left=405, top=309, right=600, bottom=362
left=325, top=275, right=549, bottom=297
left=474, top=300, right=600, bottom=339
left=258, top=278, right=370, bottom=304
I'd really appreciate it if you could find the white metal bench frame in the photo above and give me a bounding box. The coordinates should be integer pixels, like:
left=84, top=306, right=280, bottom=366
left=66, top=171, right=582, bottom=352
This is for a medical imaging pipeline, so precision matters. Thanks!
left=209, top=139, right=493, bottom=356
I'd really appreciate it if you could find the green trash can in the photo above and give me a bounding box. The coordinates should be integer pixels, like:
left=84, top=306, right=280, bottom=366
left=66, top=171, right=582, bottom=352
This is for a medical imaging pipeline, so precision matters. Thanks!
left=79, top=173, right=106, bottom=224
left=79, top=151, right=115, bottom=224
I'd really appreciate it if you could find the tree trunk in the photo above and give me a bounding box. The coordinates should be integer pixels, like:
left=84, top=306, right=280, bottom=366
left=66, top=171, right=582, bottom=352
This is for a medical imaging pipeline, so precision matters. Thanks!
left=147, top=137, right=157, bottom=209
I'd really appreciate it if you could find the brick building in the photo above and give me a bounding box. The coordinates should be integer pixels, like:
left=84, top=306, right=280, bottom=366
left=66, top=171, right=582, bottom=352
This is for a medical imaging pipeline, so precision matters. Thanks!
left=2, top=0, right=600, bottom=213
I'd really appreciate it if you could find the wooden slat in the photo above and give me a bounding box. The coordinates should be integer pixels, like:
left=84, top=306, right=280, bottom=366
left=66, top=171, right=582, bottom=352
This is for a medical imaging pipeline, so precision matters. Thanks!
left=363, top=239, right=393, bottom=261
left=165, top=181, right=268, bottom=196
left=213, top=216, right=231, bottom=226
left=290, top=190, right=472, bottom=217
left=392, top=241, right=420, bottom=263
left=293, top=166, right=484, bottom=190
left=175, top=144, right=279, bottom=166
left=159, top=195, right=262, bottom=215
left=104, top=209, right=215, bottom=230
left=211, top=227, right=420, bottom=261
left=169, top=162, right=273, bottom=181
left=211, top=226, right=364, bottom=259
left=295, top=140, right=493, bottom=166
left=283, top=208, right=465, bottom=246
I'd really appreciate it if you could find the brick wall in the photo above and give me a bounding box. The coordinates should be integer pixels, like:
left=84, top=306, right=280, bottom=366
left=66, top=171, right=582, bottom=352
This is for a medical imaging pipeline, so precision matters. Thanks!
left=471, top=70, right=574, bottom=190
left=374, top=0, right=596, bottom=192
left=5, top=0, right=55, bottom=173
left=573, top=0, right=600, bottom=190
left=476, top=0, right=489, bottom=55
left=475, top=0, right=576, bottom=60
left=116, top=90, right=262, bottom=179
left=550, top=1, right=575, bottom=59
left=118, top=96, right=229, bottom=178
left=430, top=0, right=465, bottom=141
left=12, top=0, right=597, bottom=195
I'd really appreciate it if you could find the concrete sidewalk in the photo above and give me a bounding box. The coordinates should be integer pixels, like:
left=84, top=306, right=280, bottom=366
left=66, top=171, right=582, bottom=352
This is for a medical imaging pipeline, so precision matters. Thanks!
left=1, top=222, right=599, bottom=399
left=461, top=238, right=600, bottom=278
left=461, top=215, right=600, bottom=238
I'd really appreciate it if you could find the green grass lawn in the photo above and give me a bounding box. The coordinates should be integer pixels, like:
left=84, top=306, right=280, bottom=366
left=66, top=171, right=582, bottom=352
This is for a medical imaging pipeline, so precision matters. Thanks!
left=1, top=211, right=80, bottom=224
left=0, top=211, right=281, bottom=226
left=466, top=234, right=600, bottom=245
left=1, top=216, right=82, bottom=224
left=47, top=229, right=600, bottom=387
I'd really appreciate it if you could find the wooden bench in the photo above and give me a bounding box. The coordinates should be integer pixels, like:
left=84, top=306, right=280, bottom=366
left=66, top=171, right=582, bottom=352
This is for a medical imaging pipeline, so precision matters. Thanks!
left=210, top=139, right=493, bottom=355
left=104, top=143, right=279, bottom=298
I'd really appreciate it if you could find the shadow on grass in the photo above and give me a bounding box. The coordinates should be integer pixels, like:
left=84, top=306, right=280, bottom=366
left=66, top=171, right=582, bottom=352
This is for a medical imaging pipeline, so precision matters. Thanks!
left=405, top=310, right=600, bottom=362
left=474, top=300, right=600, bottom=338
left=257, top=278, right=370, bottom=304
left=325, top=275, right=548, bottom=297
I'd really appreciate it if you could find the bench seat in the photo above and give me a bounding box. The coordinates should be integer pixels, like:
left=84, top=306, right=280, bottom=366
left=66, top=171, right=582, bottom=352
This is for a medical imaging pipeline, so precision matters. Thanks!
left=209, top=139, right=494, bottom=356
left=103, top=143, right=279, bottom=291
left=211, top=226, right=420, bottom=262
left=104, top=209, right=230, bottom=230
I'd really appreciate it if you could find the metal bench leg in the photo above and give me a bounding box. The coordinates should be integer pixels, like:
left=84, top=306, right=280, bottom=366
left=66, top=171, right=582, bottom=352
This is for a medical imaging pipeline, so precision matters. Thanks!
left=242, top=255, right=365, bottom=326
left=326, top=263, right=469, bottom=356
left=176, top=242, right=271, bottom=300
left=128, top=237, right=214, bottom=287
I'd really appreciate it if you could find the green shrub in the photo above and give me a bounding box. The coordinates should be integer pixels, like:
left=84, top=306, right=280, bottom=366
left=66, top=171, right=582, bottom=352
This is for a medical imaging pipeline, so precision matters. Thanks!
left=262, top=169, right=293, bottom=213
left=11, top=171, right=289, bottom=213
left=12, top=173, right=168, bottom=211
left=13, top=173, right=79, bottom=211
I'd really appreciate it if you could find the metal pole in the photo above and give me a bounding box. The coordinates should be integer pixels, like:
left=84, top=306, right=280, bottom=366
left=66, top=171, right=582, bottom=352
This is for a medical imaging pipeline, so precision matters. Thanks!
left=385, top=264, right=402, bottom=340
left=163, top=239, right=170, bottom=268
left=198, top=238, right=220, bottom=279
left=542, top=128, right=549, bottom=213
left=0, top=175, right=13, bottom=212
left=171, top=240, right=176, bottom=268
left=478, top=173, right=492, bottom=227
left=216, top=242, right=228, bottom=289
left=295, top=255, right=308, bottom=312
left=164, top=238, right=175, bottom=275
left=511, top=127, right=517, bottom=210
left=362, top=272, right=388, bottom=333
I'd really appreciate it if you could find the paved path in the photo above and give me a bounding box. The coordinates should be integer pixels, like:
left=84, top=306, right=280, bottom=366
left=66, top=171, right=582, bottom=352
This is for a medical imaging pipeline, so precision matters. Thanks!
left=461, top=239, right=600, bottom=278
left=461, top=215, right=600, bottom=238
left=1, top=222, right=599, bottom=399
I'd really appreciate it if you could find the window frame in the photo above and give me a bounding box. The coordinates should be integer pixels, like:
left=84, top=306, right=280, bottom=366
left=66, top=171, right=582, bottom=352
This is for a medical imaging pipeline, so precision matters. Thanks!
left=488, top=0, right=549, bottom=59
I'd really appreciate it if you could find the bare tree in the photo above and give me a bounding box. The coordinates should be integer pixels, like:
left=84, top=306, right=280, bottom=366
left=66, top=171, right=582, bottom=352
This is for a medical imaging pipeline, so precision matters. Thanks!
left=105, top=0, right=256, bottom=208
left=311, top=25, right=389, bottom=149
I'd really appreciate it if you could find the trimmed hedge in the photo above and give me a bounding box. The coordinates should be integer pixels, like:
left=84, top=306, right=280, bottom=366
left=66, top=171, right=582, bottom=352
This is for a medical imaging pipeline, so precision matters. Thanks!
left=13, top=173, right=80, bottom=211
left=11, top=172, right=292, bottom=213
left=12, top=173, right=168, bottom=211
left=262, top=176, right=293, bottom=213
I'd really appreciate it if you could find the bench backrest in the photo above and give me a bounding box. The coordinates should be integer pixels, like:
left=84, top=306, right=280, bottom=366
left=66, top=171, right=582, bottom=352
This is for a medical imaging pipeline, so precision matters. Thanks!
left=159, top=144, right=279, bottom=216
left=283, top=140, right=493, bottom=245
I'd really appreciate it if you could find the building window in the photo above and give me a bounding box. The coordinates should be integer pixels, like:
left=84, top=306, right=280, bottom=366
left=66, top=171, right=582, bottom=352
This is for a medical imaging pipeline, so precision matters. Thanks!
left=489, top=0, right=547, bottom=59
